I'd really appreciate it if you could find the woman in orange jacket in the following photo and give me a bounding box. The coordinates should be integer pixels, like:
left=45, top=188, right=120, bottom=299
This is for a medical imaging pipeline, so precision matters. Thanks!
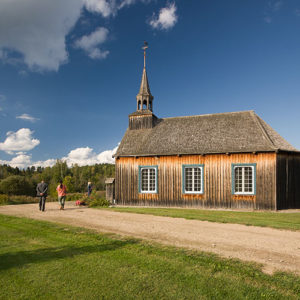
left=56, top=180, right=67, bottom=210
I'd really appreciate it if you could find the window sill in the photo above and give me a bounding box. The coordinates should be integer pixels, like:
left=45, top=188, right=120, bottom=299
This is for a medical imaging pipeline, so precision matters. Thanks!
left=183, top=192, right=204, bottom=195
left=140, top=191, right=158, bottom=194
left=233, top=193, right=255, bottom=196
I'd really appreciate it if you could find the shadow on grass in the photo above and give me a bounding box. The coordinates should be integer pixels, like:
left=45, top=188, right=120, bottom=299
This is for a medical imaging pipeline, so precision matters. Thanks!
left=0, top=239, right=137, bottom=271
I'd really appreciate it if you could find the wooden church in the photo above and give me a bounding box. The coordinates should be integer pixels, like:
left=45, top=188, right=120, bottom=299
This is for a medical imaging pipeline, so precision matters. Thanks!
left=114, top=46, right=300, bottom=210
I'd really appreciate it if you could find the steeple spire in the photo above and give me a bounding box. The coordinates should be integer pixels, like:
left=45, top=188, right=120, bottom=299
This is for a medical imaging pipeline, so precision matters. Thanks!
left=136, top=41, right=154, bottom=111
left=143, top=40, right=147, bottom=68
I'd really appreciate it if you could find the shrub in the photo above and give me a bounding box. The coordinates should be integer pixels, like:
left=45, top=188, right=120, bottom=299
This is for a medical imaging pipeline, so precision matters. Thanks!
left=67, top=193, right=85, bottom=201
left=0, top=195, right=56, bottom=205
left=88, top=196, right=110, bottom=207
left=0, top=194, right=9, bottom=205
left=87, top=191, right=110, bottom=207
left=7, top=195, right=39, bottom=205
left=0, top=175, right=34, bottom=196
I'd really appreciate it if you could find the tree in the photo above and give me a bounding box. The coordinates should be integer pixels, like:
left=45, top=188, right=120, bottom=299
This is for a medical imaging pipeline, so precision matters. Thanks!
left=0, top=175, right=34, bottom=196
left=0, top=162, right=115, bottom=195
left=63, top=176, right=76, bottom=193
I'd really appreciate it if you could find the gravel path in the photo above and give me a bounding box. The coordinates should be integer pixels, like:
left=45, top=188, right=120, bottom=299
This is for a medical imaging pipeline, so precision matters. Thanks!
left=1, top=201, right=300, bottom=275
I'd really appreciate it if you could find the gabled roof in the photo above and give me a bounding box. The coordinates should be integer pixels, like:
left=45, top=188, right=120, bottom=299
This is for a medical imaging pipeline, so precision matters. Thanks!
left=115, top=110, right=298, bottom=157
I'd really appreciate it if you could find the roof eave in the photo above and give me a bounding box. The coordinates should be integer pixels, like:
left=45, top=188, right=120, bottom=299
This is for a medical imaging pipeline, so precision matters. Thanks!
left=115, top=149, right=290, bottom=158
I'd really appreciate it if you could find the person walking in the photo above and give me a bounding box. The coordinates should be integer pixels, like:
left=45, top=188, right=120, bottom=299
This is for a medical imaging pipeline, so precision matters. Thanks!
left=56, top=180, right=67, bottom=210
left=36, top=180, right=48, bottom=212
left=87, top=181, right=93, bottom=197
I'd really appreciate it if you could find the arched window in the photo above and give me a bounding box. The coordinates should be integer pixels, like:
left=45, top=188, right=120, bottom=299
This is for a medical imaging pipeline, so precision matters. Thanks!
left=138, top=101, right=141, bottom=110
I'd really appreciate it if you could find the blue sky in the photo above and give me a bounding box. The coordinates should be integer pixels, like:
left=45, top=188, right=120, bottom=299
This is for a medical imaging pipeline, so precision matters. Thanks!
left=0, top=0, right=300, bottom=168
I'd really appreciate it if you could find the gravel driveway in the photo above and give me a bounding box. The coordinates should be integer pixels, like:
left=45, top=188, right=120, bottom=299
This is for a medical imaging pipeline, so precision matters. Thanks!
left=1, top=201, right=300, bottom=275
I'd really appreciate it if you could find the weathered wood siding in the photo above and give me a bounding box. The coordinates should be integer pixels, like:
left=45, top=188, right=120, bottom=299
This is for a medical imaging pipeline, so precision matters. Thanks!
left=276, top=152, right=300, bottom=209
left=115, top=152, right=277, bottom=209
left=105, top=183, right=115, bottom=202
left=129, top=114, right=157, bottom=130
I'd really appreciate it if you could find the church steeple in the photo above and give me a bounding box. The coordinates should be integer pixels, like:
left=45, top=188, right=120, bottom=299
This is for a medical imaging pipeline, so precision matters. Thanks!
left=129, top=42, right=157, bottom=130
left=136, top=41, right=154, bottom=111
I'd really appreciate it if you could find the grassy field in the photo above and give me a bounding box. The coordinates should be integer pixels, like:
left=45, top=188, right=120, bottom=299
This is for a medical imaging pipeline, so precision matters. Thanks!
left=0, top=215, right=300, bottom=299
left=101, top=207, right=300, bottom=231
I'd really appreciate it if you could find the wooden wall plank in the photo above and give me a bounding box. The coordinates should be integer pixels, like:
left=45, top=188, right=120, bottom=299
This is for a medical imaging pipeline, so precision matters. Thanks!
left=116, top=152, right=277, bottom=209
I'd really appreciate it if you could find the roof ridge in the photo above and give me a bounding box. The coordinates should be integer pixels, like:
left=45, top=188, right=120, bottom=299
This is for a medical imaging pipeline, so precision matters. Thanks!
left=250, top=111, right=277, bottom=150
left=162, top=110, right=254, bottom=120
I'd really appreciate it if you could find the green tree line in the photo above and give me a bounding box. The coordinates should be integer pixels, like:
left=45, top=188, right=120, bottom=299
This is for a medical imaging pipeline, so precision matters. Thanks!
left=0, top=161, right=115, bottom=197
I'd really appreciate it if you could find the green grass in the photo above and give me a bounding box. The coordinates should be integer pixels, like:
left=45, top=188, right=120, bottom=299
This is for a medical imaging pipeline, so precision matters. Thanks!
left=0, top=215, right=300, bottom=299
left=101, top=207, right=300, bottom=231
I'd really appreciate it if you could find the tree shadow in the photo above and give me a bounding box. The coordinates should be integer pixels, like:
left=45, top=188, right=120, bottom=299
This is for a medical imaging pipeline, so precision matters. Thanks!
left=0, top=239, right=138, bottom=271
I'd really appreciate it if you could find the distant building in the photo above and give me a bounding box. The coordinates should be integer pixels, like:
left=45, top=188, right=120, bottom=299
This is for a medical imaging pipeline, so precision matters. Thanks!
left=114, top=48, right=300, bottom=210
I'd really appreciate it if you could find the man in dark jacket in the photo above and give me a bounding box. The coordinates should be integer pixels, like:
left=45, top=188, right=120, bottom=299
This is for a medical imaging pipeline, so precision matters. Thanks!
left=36, top=180, right=48, bottom=211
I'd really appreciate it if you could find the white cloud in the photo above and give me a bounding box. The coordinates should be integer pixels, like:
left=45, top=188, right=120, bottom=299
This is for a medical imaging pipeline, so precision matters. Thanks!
left=0, top=0, right=153, bottom=71
left=84, top=0, right=150, bottom=15
left=74, top=27, right=109, bottom=59
left=84, top=0, right=115, bottom=17
left=0, top=145, right=118, bottom=169
left=97, top=147, right=118, bottom=163
left=0, top=128, right=40, bottom=154
left=0, top=153, right=56, bottom=169
left=16, top=113, right=39, bottom=122
left=64, top=147, right=96, bottom=165
left=0, top=154, right=32, bottom=169
left=264, top=0, right=283, bottom=23
left=118, top=0, right=137, bottom=9
left=149, top=3, right=178, bottom=30
left=0, top=0, right=85, bottom=72
left=118, top=0, right=152, bottom=9
left=32, top=159, right=57, bottom=168
left=62, top=145, right=118, bottom=166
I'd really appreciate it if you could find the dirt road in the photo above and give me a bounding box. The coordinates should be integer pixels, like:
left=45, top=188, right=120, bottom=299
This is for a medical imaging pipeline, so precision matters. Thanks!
left=0, top=201, right=299, bottom=275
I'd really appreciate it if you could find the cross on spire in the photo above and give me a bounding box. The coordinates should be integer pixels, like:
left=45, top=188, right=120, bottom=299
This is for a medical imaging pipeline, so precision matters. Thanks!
left=142, top=41, right=148, bottom=68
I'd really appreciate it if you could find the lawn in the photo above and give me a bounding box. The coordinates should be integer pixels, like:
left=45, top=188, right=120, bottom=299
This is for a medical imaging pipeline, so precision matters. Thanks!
left=0, top=215, right=299, bottom=299
left=101, top=207, right=300, bottom=231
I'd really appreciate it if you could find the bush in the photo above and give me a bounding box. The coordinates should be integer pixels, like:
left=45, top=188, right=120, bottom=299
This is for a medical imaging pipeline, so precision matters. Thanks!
left=0, top=175, right=34, bottom=196
left=0, top=194, right=9, bottom=205
left=86, top=191, right=110, bottom=207
left=0, top=195, right=56, bottom=205
left=67, top=193, right=85, bottom=201
left=88, top=196, right=110, bottom=207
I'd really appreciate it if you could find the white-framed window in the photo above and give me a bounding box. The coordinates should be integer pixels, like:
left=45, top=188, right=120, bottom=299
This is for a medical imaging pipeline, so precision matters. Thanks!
left=232, top=164, right=256, bottom=195
left=139, top=166, right=158, bottom=193
left=182, top=165, right=204, bottom=194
